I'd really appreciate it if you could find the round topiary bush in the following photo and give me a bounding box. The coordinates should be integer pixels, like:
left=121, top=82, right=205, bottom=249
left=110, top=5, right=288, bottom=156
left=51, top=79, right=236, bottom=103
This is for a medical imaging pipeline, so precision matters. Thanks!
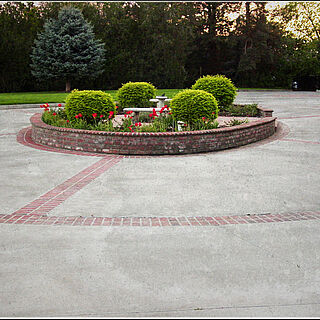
left=65, top=90, right=116, bottom=122
left=170, top=89, right=219, bottom=124
left=191, top=75, right=237, bottom=111
left=117, top=82, right=156, bottom=108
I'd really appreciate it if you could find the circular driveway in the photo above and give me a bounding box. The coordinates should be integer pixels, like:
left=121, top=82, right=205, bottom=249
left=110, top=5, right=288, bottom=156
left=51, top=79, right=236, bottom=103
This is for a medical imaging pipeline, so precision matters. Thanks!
left=1, top=91, right=319, bottom=220
left=0, top=90, right=320, bottom=317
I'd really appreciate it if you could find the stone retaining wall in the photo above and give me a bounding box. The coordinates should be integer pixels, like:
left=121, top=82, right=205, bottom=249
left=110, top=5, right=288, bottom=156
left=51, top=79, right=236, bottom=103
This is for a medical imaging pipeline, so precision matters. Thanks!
left=31, top=113, right=276, bottom=155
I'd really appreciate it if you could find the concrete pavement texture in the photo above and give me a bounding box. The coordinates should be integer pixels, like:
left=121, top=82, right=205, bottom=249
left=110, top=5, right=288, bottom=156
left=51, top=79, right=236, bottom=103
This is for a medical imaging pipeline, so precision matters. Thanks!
left=0, top=90, right=320, bottom=317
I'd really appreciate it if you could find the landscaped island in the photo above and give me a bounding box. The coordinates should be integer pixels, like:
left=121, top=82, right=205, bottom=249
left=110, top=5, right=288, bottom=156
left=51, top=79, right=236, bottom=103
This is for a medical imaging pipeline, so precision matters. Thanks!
left=30, top=75, right=276, bottom=155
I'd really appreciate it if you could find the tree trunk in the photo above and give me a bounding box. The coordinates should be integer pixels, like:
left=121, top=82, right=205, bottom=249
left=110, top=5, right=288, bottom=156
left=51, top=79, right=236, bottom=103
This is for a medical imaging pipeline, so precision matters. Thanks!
left=245, top=2, right=251, bottom=29
left=65, top=81, right=71, bottom=93
left=207, top=3, right=218, bottom=37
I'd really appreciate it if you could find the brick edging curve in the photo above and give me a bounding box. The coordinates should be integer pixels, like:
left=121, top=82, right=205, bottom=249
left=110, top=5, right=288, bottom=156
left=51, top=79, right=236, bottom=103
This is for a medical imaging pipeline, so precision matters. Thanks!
left=30, top=113, right=276, bottom=155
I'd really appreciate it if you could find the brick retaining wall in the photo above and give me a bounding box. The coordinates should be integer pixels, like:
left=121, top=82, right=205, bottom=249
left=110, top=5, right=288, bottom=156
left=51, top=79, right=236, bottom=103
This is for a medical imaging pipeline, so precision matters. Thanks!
left=31, top=113, right=276, bottom=155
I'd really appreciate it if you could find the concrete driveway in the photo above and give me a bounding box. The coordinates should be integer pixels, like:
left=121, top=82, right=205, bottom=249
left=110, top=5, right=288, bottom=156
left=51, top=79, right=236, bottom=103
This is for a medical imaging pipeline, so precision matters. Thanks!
left=0, top=90, right=319, bottom=317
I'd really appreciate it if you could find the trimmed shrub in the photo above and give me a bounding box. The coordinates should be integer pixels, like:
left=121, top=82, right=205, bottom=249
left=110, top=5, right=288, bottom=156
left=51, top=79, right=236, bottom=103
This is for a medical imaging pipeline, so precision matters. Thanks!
left=170, top=89, right=219, bottom=124
left=117, top=82, right=156, bottom=108
left=191, top=75, right=237, bottom=111
left=65, top=90, right=115, bottom=122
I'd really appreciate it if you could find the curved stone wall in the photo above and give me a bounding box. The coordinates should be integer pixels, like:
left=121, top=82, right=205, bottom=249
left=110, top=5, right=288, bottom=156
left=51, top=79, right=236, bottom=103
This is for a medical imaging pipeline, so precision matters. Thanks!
left=30, top=113, right=276, bottom=155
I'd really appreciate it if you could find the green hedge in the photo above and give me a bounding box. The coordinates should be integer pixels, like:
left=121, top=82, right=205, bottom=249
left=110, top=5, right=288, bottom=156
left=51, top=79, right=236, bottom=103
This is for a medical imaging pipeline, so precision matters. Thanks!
left=170, top=89, right=219, bottom=124
left=65, top=90, right=115, bottom=122
left=226, top=104, right=259, bottom=117
left=117, top=82, right=156, bottom=108
left=192, top=75, right=237, bottom=111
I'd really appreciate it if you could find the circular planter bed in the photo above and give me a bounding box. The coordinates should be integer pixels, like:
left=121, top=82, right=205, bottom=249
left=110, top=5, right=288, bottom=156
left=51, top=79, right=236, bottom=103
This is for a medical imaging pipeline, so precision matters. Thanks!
left=30, top=113, right=276, bottom=155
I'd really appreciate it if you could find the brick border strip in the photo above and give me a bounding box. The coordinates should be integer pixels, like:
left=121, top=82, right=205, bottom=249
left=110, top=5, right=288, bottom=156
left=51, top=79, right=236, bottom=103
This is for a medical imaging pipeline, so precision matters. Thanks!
left=281, top=138, right=320, bottom=145
left=0, top=133, right=16, bottom=136
left=11, top=155, right=123, bottom=216
left=30, top=113, right=276, bottom=155
left=278, top=114, right=320, bottom=120
left=0, top=211, right=319, bottom=227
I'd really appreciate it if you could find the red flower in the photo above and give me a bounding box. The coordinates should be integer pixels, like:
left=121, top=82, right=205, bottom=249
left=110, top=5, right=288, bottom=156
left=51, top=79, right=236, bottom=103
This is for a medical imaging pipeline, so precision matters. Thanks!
left=75, top=115, right=79, bottom=119
left=109, top=111, right=114, bottom=119
left=129, top=126, right=133, bottom=132
left=212, top=112, right=215, bottom=115
left=168, top=112, right=172, bottom=115
left=202, top=117, right=206, bottom=121
left=92, top=113, right=97, bottom=118
left=58, top=104, right=62, bottom=107
left=135, top=122, right=139, bottom=127
left=115, top=106, right=119, bottom=109
left=78, top=113, right=82, bottom=117
left=100, top=114, right=104, bottom=118
left=66, top=120, right=70, bottom=123
left=44, top=108, right=49, bottom=112
left=124, top=114, right=127, bottom=118
left=52, top=112, right=57, bottom=116
left=149, top=113, right=153, bottom=118
left=138, top=122, right=142, bottom=126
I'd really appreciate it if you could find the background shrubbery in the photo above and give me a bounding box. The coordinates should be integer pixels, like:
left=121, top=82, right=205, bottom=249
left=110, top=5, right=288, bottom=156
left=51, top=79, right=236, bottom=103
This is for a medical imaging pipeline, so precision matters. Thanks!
left=1, top=2, right=319, bottom=92
left=226, top=104, right=259, bottom=117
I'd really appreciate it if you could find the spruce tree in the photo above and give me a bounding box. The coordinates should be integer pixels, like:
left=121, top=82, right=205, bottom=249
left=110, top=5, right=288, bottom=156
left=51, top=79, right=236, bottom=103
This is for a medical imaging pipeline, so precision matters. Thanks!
left=30, top=6, right=105, bottom=92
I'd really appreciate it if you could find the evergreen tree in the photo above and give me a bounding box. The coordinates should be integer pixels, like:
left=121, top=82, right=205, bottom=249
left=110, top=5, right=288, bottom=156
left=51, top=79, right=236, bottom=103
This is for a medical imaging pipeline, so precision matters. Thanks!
left=30, top=6, right=105, bottom=92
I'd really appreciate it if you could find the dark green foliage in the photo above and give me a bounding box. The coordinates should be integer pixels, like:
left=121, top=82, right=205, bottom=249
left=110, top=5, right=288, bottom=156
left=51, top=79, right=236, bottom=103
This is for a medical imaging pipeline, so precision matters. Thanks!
left=30, top=6, right=105, bottom=92
left=65, top=90, right=115, bottom=122
left=192, top=75, right=237, bottom=111
left=226, top=104, right=259, bottom=117
left=170, top=89, right=219, bottom=124
left=0, top=2, right=45, bottom=92
left=117, top=82, right=156, bottom=108
left=1, top=2, right=319, bottom=92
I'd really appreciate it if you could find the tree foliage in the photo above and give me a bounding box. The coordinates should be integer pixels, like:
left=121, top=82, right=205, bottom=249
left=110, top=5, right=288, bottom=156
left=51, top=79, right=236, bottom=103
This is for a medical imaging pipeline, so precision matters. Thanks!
left=0, top=1, right=319, bottom=93
left=30, top=6, right=105, bottom=92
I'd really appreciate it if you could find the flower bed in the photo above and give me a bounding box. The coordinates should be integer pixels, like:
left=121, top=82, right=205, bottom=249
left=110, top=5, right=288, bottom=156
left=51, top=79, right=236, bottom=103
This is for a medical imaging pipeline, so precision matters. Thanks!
left=30, top=113, right=276, bottom=155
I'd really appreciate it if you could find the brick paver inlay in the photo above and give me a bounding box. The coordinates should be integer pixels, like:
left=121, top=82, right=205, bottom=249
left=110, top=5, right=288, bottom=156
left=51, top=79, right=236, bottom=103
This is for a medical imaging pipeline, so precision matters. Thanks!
left=8, top=121, right=318, bottom=228
left=0, top=212, right=319, bottom=227
left=11, top=155, right=123, bottom=216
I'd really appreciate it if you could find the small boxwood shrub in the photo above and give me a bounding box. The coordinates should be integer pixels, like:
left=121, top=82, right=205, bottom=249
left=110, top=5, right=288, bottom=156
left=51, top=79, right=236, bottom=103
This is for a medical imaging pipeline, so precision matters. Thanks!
left=191, top=75, right=237, bottom=111
left=170, top=89, right=219, bottom=124
left=65, top=90, right=115, bottom=122
left=117, top=82, right=156, bottom=108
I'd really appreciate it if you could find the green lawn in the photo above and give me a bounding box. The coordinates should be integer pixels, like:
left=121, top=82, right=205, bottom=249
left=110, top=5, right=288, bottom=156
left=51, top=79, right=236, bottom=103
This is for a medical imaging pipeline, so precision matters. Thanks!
left=0, top=89, right=183, bottom=105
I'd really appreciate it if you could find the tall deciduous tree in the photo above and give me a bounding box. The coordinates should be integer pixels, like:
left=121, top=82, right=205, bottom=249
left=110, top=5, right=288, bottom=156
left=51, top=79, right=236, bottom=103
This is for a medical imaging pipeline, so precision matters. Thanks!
left=30, top=6, right=105, bottom=92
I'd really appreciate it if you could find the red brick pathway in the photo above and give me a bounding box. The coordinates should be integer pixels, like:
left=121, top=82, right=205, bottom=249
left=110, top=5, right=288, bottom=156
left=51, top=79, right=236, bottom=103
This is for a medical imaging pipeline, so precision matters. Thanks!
left=11, top=155, right=122, bottom=216
left=0, top=211, right=319, bottom=227
left=5, top=123, right=318, bottom=228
